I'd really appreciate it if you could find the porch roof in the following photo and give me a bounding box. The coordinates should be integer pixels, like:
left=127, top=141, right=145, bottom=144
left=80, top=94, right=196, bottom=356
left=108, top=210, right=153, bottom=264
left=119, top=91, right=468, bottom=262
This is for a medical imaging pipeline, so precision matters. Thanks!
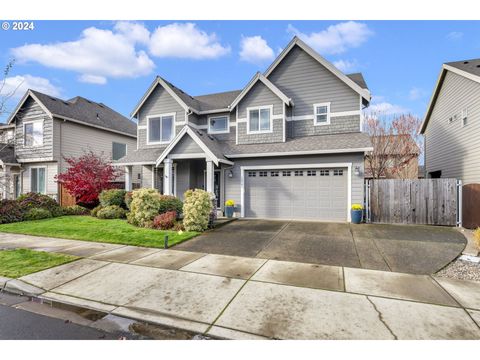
left=0, top=143, right=18, bottom=166
left=114, top=147, right=166, bottom=166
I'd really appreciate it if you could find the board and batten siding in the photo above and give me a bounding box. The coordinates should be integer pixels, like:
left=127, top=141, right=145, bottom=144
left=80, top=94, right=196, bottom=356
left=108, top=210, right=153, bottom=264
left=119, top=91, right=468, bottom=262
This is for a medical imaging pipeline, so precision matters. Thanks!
left=14, top=97, right=53, bottom=162
left=224, top=153, right=364, bottom=216
left=137, top=85, right=186, bottom=150
left=268, top=45, right=359, bottom=114
left=425, top=71, right=480, bottom=184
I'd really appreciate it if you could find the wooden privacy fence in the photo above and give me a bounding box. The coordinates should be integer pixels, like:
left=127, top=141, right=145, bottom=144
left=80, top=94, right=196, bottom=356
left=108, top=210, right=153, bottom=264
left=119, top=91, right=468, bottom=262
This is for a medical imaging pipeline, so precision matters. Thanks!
left=365, top=179, right=460, bottom=226
left=462, top=183, right=480, bottom=229
left=58, top=184, right=76, bottom=207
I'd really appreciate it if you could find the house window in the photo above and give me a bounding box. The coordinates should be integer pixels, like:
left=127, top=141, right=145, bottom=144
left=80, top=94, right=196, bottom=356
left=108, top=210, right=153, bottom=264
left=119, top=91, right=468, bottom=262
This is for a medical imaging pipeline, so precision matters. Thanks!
left=148, top=114, right=174, bottom=144
left=259, top=171, right=268, bottom=177
left=462, top=108, right=468, bottom=127
left=282, top=171, right=291, bottom=176
left=319, top=169, right=330, bottom=176
left=208, top=115, right=229, bottom=133
left=333, top=169, right=344, bottom=176
left=24, top=121, right=43, bottom=147
left=112, top=142, right=127, bottom=161
left=248, top=106, right=271, bottom=133
left=294, top=170, right=303, bottom=176
left=31, top=167, right=46, bottom=194
left=248, top=171, right=256, bottom=177
left=314, top=103, right=330, bottom=125
left=271, top=171, right=279, bottom=177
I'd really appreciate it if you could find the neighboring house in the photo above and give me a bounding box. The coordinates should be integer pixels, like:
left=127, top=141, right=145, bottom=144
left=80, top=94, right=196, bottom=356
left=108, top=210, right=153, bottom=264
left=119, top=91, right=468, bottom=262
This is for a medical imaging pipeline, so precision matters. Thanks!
left=364, top=134, right=420, bottom=179
left=421, top=58, right=480, bottom=183
left=116, top=36, right=373, bottom=222
left=0, top=90, right=139, bottom=201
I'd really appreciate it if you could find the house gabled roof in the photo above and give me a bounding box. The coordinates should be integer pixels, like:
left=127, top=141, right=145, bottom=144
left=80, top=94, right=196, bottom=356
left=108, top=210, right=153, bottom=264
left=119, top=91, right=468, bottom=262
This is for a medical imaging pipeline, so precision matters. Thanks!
left=264, top=36, right=371, bottom=103
left=7, top=90, right=137, bottom=138
left=155, top=125, right=233, bottom=167
left=229, top=72, right=293, bottom=110
left=420, top=59, right=480, bottom=134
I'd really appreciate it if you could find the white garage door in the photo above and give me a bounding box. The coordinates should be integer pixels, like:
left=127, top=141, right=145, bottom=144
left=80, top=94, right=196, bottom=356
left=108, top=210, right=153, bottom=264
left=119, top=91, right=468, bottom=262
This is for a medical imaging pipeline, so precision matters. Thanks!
left=244, top=168, right=348, bottom=221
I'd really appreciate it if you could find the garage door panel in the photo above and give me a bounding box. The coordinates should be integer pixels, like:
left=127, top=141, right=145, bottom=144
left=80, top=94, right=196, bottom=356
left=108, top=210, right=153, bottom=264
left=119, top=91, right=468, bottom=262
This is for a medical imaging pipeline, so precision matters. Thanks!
left=245, top=167, right=348, bottom=221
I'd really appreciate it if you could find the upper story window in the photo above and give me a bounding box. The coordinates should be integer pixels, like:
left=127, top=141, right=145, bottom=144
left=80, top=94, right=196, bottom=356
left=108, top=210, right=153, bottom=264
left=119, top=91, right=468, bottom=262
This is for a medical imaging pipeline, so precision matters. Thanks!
left=313, top=103, right=331, bottom=126
left=24, top=120, right=43, bottom=147
left=208, top=115, right=229, bottom=134
left=112, top=142, right=127, bottom=161
left=147, top=113, right=175, bottom=144
left=247, top=106, right=272, bottom=133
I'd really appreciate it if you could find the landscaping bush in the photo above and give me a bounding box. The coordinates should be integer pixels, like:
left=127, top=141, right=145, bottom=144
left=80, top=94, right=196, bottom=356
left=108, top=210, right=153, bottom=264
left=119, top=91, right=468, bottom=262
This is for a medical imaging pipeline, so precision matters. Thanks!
left=172, top=221, right=185, bottom=232
left=0, top=200, right=25, bottom=224
left=24, top=208, right=52, bottom=221
left=91, top=205, right=102, bottom=217
left=474, top=228, right=480, bottom=249
left=182, top=189, right=213, bottom=232
left=17, top=192, right=63, bottom=217
left=99, top=189, right=127, bottom=208
left=126, top=188, right=162, bottom=227
left=158, top=195, right=183, bottom=216
left=124, top=191, right=133, bottom=210
left=62, top=205, right=90, bottom=216
left=152, top=211, right=177, bottom=230
left=96, top=205, right=126, bottom=219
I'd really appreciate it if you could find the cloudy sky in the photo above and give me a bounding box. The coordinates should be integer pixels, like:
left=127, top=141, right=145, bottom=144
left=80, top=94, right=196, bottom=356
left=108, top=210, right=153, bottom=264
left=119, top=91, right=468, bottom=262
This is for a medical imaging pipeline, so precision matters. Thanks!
left=1, top=20, right=479, bottom=121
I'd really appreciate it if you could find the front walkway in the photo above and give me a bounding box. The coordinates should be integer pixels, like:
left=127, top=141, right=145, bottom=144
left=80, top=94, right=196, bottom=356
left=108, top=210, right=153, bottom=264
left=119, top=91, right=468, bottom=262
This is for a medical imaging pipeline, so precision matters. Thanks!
left=1, top=233, right=480, bottom=340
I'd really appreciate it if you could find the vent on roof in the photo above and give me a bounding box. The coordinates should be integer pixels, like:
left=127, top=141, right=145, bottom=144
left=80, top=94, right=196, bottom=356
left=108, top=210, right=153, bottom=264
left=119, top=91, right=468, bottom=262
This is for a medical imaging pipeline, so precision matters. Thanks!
left=62, top=101, right=70, bottom=105
left=477, top=65, right=480, bottom=68
left=49, top=97, right=57, bottom=101
left=464, top=61, right=469, bottom=64
left=96, top=113, right=100, bottom=120
left=207, top=135, right=215, bottom=141
left=98, top=103, right=105, bottom=108
left=86, top=99, right=93, bottom=104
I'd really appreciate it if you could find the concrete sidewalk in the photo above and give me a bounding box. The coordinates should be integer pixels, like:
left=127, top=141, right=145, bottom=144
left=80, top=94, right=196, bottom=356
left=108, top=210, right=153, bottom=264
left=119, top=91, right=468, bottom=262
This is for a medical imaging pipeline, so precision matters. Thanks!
left=1, top=232, right=480, bottom=340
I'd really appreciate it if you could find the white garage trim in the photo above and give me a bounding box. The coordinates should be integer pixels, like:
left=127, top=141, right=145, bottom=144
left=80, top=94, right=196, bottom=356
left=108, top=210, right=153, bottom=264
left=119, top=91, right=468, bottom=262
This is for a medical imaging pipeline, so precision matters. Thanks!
left=240, top=162, right=352, bottom=222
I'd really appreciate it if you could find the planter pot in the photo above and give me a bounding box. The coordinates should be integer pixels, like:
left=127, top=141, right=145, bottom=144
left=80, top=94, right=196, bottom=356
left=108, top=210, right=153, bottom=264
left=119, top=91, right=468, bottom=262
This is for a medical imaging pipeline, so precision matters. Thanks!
left=225, top=206, right=235, bottom=218
left=351, top=209, right=363, bottom=224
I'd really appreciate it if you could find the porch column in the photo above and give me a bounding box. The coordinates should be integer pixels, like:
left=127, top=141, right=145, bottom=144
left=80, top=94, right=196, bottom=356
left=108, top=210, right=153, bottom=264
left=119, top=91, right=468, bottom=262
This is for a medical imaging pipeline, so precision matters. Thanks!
left=124, top=166, right=133, bottom=191
left=163, top=158, right=173, bottom=195
left=2, top=166, right=11, bottom=200
left=206, top=159, right=214, bottom=194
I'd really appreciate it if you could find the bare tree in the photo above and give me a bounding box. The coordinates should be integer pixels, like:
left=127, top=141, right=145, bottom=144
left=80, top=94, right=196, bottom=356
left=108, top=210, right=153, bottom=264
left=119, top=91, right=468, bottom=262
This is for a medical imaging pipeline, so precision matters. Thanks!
left=363, top=114, right=423, bottom=179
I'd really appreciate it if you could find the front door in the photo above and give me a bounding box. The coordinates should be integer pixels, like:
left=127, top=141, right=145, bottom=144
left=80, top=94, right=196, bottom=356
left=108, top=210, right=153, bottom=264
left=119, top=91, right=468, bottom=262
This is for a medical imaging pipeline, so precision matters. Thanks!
left=204, top=170, right=221, bottom=208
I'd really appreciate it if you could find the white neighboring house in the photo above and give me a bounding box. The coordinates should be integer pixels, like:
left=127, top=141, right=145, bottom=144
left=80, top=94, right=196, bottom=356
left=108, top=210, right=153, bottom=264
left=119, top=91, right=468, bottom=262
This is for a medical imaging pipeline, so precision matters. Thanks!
left=0, top=90, right=139, bottom=202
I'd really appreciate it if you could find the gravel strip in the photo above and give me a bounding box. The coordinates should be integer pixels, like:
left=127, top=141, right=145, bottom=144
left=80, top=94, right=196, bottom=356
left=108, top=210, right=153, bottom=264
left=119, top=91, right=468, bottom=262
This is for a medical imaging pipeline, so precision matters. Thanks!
left=436, top=258, right=480, bottom=282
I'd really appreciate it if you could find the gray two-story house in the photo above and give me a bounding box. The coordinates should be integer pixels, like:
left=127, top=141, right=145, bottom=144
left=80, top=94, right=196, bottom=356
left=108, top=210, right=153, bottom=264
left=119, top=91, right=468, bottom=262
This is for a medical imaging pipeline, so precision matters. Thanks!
left=421, top=59, right=480, bottom=184
left=117, top=36, right=372, bottom=222
left=1, top=90, right=139, bottom=202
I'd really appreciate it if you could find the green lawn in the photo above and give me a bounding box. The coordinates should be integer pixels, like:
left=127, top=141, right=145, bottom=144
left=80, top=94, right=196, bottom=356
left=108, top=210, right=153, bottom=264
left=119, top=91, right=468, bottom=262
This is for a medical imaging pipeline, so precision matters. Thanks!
left=0, top=249, right=78, bottom=278
left=0, top=216, right=198, bottom=248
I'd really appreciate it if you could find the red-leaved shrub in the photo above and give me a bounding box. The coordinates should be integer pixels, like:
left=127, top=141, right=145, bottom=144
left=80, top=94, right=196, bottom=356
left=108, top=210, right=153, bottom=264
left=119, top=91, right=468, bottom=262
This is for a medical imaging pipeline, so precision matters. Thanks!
left=152, top=211, right=177, bottom=230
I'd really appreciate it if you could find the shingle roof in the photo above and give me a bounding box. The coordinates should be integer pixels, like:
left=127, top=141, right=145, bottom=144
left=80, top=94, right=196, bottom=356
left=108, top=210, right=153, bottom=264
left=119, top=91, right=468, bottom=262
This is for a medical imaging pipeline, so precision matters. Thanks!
left=446, top=58, right=480, bottom=77
left=346, top=73, right=368, bottom=90
left=114, top=147, right=166, bottom=165
left=30, top=90, right=137, bottom=136
left=220, top=132, right=372, bottom=156
left=0, top=143, right=17, bottom=164
left=187, top=125, right=229, bottom=162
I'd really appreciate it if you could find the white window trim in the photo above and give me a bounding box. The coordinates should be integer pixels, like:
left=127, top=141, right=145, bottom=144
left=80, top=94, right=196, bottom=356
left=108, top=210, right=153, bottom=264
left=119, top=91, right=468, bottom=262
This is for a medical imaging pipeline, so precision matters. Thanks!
left=240, top=163, right=352, bottom=222
left=23, top=119, right=44, bottom=148
left=246, top=105, right=273, bottom=134
left=313, top=102, right=331, bottom=126
left=146, top=113, right=176, bottom=145
left=207, top=115, right=230, bottom=134
left=30, top=166, right=47, bottom=195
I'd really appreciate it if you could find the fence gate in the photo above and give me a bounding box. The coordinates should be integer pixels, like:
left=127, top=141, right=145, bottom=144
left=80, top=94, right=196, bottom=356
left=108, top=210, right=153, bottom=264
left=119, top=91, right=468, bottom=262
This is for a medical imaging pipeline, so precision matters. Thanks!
left=365, top=178, right=460, bottom=226
left=59, top=184, right=76, bottom=207
left=462, top=183, right=480, bottom=229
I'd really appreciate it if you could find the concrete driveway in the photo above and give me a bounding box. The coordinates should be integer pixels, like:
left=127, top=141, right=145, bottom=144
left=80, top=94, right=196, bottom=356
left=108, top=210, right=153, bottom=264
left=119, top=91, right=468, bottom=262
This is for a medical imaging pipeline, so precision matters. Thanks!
left=175, top=220, right=467, bottom=274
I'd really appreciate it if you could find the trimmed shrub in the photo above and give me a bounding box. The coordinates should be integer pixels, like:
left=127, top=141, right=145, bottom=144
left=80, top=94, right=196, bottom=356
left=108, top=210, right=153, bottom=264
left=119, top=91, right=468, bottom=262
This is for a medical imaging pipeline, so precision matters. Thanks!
left=124, top=191, right=133, bottom=210
left=99, top=189, right=127, bottom=208
left=172, top=221, right=185, bottom=232
left=24, top=208, right=52, bottom=221
left=96, top=205, right=126, bottom=219
left=62, top=205, right=90, bottom=216
left=182, top=189, right=213, bottom=232
left=0, top=200, right=25, bottom=224
left=474, top=228, right=480, bottom=249
left=91, top=205, right=102, bottom=217
left=158, top=195, right=183, bottom=216
left=17, top=192, right=62, bottom=216
left=126, top=188, right=162, bottom=228
left=152, top=211, right=177, bottom=230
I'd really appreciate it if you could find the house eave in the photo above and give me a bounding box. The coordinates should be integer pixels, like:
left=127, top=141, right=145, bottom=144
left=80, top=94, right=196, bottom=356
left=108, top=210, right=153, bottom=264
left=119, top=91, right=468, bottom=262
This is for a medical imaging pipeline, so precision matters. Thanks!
left=225, top=147, right=374, bottom=159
